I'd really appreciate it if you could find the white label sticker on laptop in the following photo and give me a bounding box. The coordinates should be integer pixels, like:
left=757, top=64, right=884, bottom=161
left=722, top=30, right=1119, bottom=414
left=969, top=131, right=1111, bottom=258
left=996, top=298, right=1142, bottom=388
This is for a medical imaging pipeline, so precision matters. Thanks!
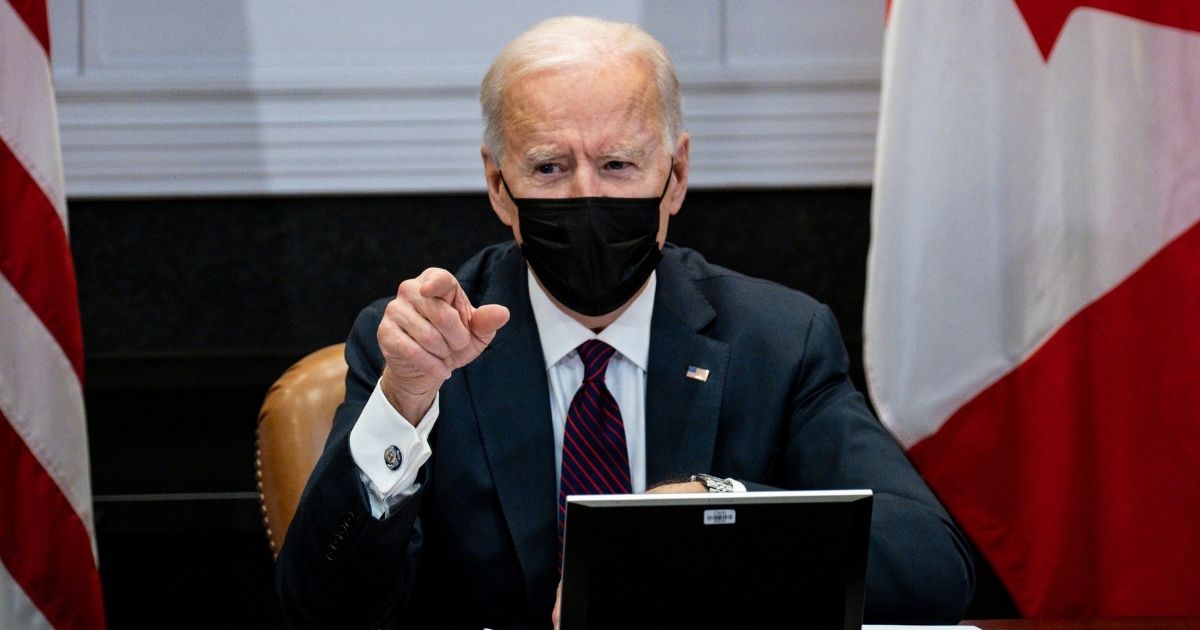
left=703, top=509, right=736, bottom=525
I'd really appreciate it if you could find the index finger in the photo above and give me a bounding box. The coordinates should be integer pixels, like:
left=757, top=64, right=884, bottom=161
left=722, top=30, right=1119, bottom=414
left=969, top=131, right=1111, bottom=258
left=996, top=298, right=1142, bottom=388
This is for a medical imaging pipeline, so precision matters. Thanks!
left=417, top=267, right=475, bottom=331
left=416, top=267, right=460, bottom=303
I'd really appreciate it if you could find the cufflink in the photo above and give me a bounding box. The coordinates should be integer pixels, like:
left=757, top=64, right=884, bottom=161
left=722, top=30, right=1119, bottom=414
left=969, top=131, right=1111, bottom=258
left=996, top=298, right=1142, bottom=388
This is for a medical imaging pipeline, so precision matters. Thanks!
left=384, top=445, right=402, bottom=471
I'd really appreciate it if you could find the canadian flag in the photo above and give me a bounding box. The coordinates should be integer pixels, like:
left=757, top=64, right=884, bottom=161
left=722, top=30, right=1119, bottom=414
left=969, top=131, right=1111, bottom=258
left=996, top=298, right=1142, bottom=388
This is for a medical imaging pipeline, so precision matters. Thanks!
left=866, top=0, right=1200, bottom=618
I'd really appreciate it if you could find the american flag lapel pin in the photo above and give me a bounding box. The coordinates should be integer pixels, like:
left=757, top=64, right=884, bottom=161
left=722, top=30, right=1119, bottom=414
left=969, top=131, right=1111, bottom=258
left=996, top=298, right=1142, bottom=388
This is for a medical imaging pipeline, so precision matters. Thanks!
left=685, top=365, right=710, bottom=382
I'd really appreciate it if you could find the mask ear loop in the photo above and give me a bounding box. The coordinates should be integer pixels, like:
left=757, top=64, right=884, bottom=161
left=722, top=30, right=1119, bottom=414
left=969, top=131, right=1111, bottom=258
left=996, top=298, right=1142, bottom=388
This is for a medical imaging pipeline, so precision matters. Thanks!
left=658, top=158, right=675, bottom=200
left=497, top=169, right=518, bottom=204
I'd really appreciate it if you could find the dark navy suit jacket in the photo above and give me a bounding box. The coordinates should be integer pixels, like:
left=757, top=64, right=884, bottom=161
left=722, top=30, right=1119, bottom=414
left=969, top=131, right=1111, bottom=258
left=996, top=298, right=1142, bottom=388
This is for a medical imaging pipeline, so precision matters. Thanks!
left=277, top=242, right=974, bottom=628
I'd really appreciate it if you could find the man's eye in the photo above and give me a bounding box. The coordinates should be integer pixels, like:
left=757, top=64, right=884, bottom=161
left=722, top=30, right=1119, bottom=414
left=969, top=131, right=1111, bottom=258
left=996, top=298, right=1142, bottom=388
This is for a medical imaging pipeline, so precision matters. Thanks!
left=605, top=161, right=631, bottom=170
left=536, top=164, right=559, bottom=174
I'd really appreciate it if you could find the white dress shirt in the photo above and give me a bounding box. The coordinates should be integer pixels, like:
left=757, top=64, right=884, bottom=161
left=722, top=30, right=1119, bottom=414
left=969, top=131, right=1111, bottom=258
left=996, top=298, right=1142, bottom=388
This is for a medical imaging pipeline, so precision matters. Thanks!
left=528, top=269, right=653, bottom=496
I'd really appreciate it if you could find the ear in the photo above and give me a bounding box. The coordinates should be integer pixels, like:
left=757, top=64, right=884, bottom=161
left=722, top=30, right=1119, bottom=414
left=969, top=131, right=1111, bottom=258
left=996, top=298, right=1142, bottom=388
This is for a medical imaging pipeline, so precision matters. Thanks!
left=665, top=133, right=690, bottom=217
left=482, top=144, right=515, bottom=227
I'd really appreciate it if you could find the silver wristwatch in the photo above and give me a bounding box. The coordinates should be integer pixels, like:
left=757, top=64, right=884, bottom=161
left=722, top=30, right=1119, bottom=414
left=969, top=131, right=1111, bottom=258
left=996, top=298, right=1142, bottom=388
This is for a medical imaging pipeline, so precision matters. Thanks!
left=690, top=473, right=735, bottom=493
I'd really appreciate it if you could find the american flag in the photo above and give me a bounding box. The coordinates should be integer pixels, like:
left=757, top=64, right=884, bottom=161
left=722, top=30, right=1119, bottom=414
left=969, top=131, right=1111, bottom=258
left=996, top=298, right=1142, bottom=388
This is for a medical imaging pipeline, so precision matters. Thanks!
left=1, top=0, right=106, bottom=626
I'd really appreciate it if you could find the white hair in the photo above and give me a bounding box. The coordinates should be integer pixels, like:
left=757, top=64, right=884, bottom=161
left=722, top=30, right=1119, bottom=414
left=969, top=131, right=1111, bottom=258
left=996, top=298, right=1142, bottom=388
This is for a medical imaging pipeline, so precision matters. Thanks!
left=480, top=16, right=683, bottom=166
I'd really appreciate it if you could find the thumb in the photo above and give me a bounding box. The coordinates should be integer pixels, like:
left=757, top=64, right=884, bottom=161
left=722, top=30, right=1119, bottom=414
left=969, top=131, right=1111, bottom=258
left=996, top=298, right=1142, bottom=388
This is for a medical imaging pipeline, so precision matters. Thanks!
left=469, top=304, right=510, bottom=343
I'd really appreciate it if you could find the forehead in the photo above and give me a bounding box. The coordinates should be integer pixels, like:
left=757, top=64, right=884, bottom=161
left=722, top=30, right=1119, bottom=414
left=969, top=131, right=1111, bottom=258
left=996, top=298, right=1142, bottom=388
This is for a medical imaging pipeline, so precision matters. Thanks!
left=501, top=57, right=661, bottom=156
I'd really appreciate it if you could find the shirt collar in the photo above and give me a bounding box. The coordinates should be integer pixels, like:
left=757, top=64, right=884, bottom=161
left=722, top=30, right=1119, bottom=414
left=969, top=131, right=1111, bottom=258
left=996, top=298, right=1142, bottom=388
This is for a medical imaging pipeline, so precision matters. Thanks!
left=527, top=268, right=655, bottom=372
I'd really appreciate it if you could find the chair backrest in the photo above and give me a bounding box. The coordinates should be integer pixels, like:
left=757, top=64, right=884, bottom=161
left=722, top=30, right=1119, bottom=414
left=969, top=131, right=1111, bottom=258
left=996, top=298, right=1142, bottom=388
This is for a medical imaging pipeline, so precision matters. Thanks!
left=255, top=343, right=347, bottom=558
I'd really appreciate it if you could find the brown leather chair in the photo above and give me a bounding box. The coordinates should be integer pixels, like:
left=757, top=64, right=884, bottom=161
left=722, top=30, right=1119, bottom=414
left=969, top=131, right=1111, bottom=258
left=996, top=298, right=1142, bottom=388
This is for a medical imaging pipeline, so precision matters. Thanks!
left=255, top=343, right=347, bottom=558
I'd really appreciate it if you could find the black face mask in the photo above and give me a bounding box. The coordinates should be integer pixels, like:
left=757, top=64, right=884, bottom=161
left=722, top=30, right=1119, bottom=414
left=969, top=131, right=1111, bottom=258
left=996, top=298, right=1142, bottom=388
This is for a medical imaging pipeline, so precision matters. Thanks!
left=501, top=166, right=673, bottom=317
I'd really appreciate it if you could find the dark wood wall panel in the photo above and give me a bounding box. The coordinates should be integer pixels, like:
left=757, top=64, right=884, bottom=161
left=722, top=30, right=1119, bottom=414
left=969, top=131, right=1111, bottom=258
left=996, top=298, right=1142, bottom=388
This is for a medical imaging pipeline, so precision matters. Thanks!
left=71, top=188, right=1014, bottom=625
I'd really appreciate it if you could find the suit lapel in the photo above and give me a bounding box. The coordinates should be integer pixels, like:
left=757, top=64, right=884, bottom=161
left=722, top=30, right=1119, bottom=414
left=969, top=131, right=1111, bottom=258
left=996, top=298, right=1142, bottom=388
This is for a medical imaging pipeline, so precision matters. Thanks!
left=644, top=250, right=730, bottom=485
left=461, top=249, right=558, bottom=612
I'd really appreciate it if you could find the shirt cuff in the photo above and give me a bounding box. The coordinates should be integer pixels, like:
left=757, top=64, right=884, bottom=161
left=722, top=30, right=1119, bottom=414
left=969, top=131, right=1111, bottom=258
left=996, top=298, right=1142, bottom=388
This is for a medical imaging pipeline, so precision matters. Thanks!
left=350, top=381, right=439, bottom=514
left=728, top=478, right=747, bottom=493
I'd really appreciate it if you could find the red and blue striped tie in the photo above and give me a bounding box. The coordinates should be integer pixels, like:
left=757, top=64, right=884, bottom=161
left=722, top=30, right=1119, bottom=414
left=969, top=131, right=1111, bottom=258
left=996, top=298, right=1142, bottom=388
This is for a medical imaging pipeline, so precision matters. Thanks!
left=558, top=340, right=631, bottom=560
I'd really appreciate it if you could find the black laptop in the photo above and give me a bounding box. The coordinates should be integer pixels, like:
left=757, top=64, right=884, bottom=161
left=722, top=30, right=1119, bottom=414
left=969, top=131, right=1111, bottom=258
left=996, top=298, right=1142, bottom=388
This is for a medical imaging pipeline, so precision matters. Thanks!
left=559, top=490, right=873, bottom=630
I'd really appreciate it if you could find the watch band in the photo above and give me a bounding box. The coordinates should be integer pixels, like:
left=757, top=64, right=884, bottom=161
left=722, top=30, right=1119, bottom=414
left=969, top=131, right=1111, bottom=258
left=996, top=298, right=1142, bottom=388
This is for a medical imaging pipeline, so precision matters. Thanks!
left=690, top=473, right=736, bottom=493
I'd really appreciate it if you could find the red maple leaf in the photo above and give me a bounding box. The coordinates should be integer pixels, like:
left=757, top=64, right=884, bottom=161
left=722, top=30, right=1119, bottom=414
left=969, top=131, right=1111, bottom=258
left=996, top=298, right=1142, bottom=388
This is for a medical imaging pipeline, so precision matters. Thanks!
left=1013, top=0, right=1200, bottom=60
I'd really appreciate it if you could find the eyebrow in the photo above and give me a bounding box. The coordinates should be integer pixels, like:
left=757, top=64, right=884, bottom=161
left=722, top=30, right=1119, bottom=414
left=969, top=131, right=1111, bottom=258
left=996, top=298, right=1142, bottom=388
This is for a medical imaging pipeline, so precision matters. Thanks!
left=603, top=146, right=646, bottom=161
left=521, top=146, right=647, bottom=163
left=523, top=147, right=562, bottom=164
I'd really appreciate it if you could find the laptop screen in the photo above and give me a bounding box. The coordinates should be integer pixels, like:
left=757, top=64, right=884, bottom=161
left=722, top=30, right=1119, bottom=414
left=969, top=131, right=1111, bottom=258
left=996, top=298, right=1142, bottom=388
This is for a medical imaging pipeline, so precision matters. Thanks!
left=559, top=490, right=873, bottom=630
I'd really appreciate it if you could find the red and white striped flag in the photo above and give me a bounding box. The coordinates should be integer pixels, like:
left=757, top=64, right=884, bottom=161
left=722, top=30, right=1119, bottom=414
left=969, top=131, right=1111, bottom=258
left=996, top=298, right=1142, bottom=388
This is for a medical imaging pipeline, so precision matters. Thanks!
left=866, top=0, right=1200, bottom=618
left=1, top=0, right=106, bottom=627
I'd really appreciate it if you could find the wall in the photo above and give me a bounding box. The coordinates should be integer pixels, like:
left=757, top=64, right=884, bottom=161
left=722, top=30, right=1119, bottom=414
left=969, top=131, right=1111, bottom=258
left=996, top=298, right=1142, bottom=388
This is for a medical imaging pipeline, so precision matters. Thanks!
left=49, top=0, right=884, bottom=196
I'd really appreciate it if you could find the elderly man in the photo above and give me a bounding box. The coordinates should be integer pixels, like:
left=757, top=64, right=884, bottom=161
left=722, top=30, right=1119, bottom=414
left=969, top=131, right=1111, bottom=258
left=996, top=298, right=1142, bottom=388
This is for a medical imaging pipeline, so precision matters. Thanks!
left=277, top=16, right=974, bottom=628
